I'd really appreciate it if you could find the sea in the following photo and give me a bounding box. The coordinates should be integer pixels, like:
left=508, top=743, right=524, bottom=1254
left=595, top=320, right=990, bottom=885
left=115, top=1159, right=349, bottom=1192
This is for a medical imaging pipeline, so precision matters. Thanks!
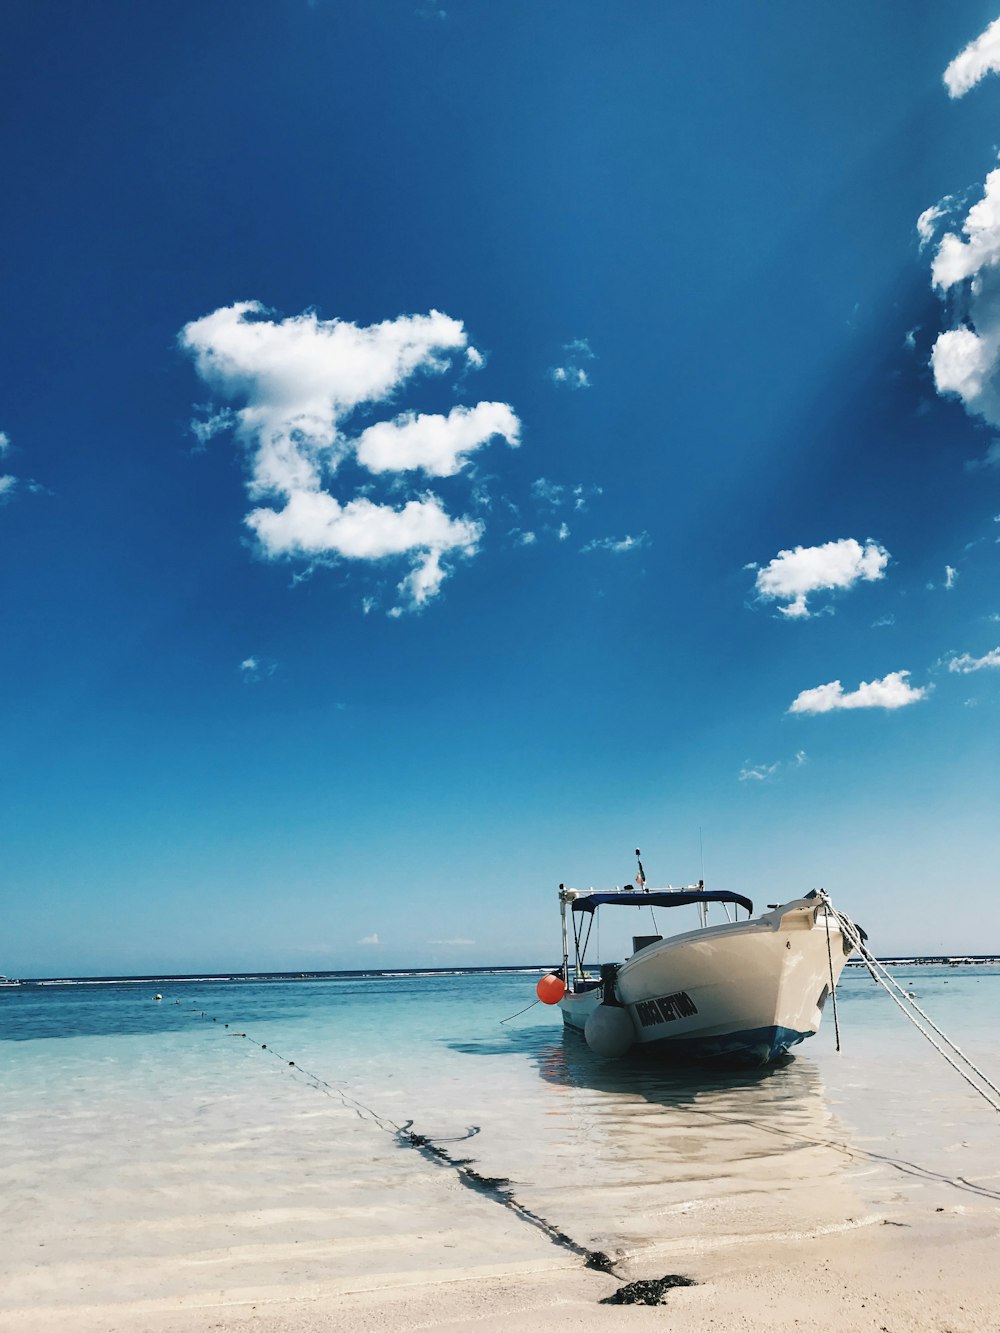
left=3, top=961, right=1000, bottom=1320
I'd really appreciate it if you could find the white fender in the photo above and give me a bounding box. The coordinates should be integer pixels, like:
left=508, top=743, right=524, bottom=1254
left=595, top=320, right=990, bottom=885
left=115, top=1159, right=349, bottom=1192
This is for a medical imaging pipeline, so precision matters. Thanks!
left=584, top=1003, right=634, bottom=1058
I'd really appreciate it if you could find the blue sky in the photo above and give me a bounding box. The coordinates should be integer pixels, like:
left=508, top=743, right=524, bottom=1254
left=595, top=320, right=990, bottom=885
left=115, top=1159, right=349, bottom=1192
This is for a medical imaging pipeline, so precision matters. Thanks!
left=2, top=1, right=1000, bottom=975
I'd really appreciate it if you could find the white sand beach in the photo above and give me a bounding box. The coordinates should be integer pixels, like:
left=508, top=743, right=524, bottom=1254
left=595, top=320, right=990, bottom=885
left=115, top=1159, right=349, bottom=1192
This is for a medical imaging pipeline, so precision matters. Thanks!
left=3, top=1129, right=998, bottom=1333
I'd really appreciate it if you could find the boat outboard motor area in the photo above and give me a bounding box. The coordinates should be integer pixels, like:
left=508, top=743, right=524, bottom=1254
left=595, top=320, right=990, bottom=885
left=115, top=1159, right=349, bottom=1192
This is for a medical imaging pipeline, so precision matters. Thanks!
left=631, top=934, right=662, bottom=955
left=583, top=964, right=636, bottom=1058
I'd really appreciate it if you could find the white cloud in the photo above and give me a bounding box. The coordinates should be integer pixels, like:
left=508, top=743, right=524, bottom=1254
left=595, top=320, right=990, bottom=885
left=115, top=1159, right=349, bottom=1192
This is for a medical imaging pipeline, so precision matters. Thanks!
left=358, top=933, right=380, bottom=945
left=396, top=547, right=449, bottom=608
left=530, top=478, right=602, bottom=529
left=0, top=432, right=12, bottom=497
left=948, top=646, right=1000, bottom=673
left=944, top=17, right=1000, bottom=98
left=516, top=530, right=537, bottom=546
left=928, top=563, right=962, bottom=591
left=180, top=302, right=513, bottom=611
left=931, top=325, right=1000, bottom=421
left=550, top=365, right=589, bottom=388
left=355, top=402, right=518, bottom=477
left=581, top=532, right=649, bottom=554
left=531, top=477, right=565, bottom=506
left=181, top=301, right=470, bottom=495
left=927, top=171, right=1000, bottom=435
left=573, top=483, right=602, bottom=511
left=189, top=407, right=235, bottom=447
left=917, top=204, right=946, bottom=246
left=239, top=655, right=275, bottom=682
left=548, top=338, right=594, bottom=390
left=739, top=750, right=807, bottom=783
left=249, top=487, right=481, bottom=560
left=0, top=430, right=27, bottom=504
left=931, top=171, right=1000, bottom=291
left=469, top=479, right=494, bottom=511
left=789, top=670, right=927, bottom=715
left=753, top=538, right=889, bottom=619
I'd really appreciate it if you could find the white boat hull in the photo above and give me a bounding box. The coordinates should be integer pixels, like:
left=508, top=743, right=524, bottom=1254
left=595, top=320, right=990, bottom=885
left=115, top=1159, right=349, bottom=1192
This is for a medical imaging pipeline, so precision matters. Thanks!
left=559, top=898, right=849, bottom=1066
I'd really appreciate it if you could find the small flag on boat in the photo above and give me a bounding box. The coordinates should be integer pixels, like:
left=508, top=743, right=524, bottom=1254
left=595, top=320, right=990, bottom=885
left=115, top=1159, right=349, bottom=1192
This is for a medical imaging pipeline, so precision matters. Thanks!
left=635, top=849, right=646, bottom=890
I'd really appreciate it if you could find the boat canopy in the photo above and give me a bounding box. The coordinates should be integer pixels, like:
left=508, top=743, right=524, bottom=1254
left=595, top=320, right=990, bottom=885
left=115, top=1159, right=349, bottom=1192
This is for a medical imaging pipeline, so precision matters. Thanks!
left=571, top=889, right=754, bottom=916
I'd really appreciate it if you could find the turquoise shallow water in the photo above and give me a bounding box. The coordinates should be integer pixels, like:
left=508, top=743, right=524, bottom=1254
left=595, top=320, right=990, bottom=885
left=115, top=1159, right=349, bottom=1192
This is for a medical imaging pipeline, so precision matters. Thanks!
left=2, top=962, right=1000, bottom=1293
left=4, top=965, right=1000, bottom=1137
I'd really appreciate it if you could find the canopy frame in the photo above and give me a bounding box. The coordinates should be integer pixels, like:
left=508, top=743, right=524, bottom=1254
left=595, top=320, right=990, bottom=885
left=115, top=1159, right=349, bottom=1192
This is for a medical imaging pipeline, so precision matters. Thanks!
left=571, top=889, right=754, bottom=917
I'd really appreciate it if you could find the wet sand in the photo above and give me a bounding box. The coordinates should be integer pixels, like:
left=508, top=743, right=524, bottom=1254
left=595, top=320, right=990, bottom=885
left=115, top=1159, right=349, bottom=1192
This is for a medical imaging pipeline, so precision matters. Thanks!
left=3, top=1063, right=999, bottom=1332
left=4, top=1178, right=998, bottom=1332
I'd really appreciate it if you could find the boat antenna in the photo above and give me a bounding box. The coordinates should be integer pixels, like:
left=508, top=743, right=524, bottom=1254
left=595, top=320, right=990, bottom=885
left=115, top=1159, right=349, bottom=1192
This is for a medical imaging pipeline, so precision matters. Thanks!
left=697, top=828, right=709, bottom=929
left=699, top=827, right=705, bottom=885
left=637, top=848, right=659, bottom=934
left=635, top=849, right=648, bottom=892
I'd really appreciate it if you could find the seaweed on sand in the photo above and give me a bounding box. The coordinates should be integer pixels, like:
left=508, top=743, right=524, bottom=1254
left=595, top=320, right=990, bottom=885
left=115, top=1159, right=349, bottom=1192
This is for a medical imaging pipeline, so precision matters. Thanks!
left=600, top=1274, right=697, bottom=1306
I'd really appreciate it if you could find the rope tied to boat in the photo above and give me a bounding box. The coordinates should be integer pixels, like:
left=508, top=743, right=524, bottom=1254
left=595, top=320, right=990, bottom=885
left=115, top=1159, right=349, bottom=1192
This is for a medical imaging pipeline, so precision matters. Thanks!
left=821, top=894, right=1000, bottom=1114
left=822, top=895, right=843, bottom=1053
left=499, top=996, right=541, bottom=1024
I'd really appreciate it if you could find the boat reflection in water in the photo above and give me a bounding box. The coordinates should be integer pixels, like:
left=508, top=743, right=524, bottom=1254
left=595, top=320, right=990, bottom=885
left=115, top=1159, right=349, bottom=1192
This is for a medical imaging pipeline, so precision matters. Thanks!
left=450, top=1022, right=864, bottom=1264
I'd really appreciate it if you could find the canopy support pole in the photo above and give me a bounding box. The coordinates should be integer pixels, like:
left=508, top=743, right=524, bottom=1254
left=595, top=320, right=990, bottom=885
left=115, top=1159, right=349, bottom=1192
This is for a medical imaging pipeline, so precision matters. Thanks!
left=559, top=886, right=570, bottom=989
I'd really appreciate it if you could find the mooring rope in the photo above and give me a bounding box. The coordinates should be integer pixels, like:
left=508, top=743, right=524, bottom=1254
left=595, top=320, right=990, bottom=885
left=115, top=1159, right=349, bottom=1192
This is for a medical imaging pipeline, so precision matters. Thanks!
left=822, top=900, right=842, bottom=1053
left=499, top=996, right=541, bottom=1024
left=826, top=905, right=1000, bottom=1114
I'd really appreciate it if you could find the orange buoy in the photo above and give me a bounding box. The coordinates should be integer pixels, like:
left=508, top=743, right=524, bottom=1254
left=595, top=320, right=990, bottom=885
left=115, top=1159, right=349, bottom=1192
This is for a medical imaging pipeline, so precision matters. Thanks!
left=536, top=972, right=566, bottom=1005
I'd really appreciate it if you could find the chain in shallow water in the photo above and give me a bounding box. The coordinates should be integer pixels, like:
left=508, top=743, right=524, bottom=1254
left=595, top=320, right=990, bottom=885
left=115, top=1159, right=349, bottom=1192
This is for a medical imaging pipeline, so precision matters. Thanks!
left=825, top=904, right=1000, bottom=1113
left=174, top=997, right=632, bottom=1283
left=182, top=1000, right=404, bottom=1133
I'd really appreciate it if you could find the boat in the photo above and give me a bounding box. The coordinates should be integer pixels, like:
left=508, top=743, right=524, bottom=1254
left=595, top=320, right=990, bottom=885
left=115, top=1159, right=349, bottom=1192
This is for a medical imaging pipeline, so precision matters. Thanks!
left=538, top=854, right=862, bottom=1067
left=0, top=975, right=22, bottom=987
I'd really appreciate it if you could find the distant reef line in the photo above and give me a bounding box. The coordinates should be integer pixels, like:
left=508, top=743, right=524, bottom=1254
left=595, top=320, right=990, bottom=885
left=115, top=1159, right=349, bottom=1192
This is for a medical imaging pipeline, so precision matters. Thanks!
left=7, top=956, right=1000, bottom=986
